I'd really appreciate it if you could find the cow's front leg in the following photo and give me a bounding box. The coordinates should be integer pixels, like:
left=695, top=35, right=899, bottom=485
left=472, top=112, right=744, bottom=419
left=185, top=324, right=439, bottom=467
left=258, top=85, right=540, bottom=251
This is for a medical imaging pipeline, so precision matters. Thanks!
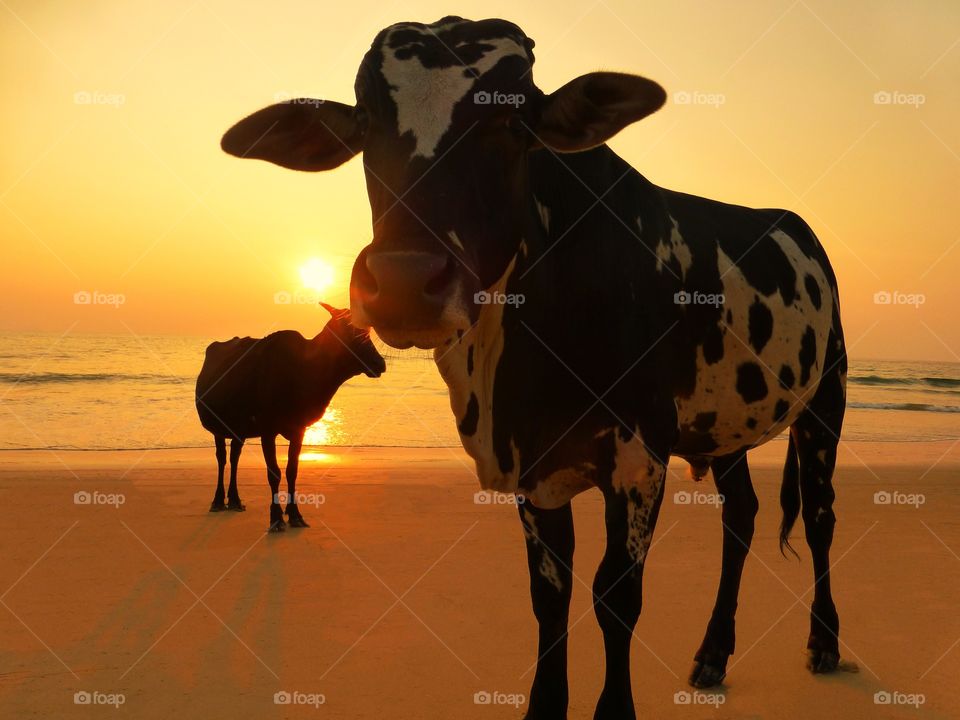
left=519, top=501, right=574, bottom=720
left=285, top=430, right=308, bottom=527
left=594, top=447, right=666, bottom=720
left=690, top=451, right=757, bottom=688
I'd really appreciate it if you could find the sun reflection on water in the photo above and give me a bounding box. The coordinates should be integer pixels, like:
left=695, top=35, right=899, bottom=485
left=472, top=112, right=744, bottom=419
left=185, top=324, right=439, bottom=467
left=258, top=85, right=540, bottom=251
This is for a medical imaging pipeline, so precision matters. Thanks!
left=300, top=407, right=341, bottom=462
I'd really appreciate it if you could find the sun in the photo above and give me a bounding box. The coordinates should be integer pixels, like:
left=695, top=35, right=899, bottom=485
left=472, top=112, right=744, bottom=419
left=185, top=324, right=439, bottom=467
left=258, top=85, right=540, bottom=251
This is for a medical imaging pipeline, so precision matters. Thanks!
left=299, top=257, right=336, bottom=295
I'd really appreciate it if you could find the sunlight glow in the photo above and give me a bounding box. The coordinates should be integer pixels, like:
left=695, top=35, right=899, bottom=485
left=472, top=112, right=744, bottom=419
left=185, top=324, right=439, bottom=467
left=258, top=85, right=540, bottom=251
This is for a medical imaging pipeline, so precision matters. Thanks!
left=299, top=451, right=338, bottom=463
left=299, top=257, right=336, bottom=295
left=303, top=407, right=341, bottom=447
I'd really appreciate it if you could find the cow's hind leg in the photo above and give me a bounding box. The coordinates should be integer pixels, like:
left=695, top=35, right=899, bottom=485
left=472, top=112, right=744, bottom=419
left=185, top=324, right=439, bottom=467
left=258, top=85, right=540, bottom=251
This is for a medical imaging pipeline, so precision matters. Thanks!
left=519, top=501, right=574, bottom=720
left=210, top=436, right=227, bottom=511
left=593, top=444, right=667, bottom=720
left=285, top=430, right=308, bottom=527
left=226, top=438, right=245, bottom=511
left=783, top=325, right=846, bottom=673
left=261, top=434, right=285, bottom=532
left=690, top=451, right=758, bottom=688
left=793, top=415, right=842, bottom=672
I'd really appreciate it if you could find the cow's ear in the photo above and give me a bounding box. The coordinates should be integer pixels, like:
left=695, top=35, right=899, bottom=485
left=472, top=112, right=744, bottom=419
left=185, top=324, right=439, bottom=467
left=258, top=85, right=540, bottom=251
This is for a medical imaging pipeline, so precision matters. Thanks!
left=533, top=72, right=666, bottom=153
left=221, top=100, right=364, bottom=171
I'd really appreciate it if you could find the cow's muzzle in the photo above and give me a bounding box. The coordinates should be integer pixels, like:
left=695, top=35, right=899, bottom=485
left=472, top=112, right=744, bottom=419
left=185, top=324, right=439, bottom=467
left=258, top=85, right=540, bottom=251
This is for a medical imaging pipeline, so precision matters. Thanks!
left=350, top=248, right=466, bottom=349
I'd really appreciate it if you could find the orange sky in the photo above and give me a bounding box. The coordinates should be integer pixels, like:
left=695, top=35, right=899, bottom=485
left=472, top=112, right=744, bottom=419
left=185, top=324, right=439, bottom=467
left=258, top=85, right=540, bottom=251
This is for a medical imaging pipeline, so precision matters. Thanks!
left=1, top=0, right=959, bottom=361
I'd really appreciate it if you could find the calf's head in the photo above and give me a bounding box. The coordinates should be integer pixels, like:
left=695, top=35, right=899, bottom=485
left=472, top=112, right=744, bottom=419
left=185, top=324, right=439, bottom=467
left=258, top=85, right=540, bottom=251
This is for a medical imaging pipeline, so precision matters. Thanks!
left=223, top=16, right=666, bottom=349
left=319, top=303, right=386, bottom=378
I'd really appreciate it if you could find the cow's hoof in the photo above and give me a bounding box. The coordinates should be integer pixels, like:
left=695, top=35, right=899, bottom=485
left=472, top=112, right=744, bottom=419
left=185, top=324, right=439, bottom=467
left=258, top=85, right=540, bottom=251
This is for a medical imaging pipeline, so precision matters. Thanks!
left=268, top=518, right=286, bottom=533
left=286, top=506, right=309, bottom=528
left=807, top=648, right=840, bottom=674
left=689, top=658, right=727, bottom=688
left=226, top=498, right=246, bottom=511
left=209, top=500, right=227, bottom=512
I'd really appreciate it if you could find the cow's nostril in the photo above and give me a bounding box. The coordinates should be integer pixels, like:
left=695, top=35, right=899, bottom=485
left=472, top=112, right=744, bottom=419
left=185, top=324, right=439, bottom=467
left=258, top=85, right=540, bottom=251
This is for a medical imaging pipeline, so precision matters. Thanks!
left=423, top=255, right=456, bottom=298
left=354, top=253, right=378, bottom=295
left=350, top=249, right=377, bottom=297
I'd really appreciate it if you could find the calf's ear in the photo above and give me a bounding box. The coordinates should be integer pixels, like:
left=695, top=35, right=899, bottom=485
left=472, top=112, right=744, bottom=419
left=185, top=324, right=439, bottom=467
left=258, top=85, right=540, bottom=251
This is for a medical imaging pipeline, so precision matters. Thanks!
left=221, top=100, right=364, bottom=171
left=533, top=72, right=666, bottom=153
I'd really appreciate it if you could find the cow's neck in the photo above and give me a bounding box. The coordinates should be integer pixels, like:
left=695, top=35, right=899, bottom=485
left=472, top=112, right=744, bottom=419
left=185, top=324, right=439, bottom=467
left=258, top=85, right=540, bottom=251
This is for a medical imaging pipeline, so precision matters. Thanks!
left=434, top=247, right=524, bottom=493
left=305, top=337, right=356, bottom=412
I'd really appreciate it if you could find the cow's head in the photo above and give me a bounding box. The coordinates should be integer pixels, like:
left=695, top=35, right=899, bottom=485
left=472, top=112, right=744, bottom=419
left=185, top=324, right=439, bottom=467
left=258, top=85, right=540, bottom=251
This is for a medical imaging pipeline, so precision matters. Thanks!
left=319, top=302, right=386, bottom=378
left=223, top=17, right=666, bottom=349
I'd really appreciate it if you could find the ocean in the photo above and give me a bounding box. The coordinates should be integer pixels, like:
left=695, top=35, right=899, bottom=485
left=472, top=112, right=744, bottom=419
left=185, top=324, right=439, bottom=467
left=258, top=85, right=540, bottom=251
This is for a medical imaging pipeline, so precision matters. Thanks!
left=0, top=333, right=957, bottom=452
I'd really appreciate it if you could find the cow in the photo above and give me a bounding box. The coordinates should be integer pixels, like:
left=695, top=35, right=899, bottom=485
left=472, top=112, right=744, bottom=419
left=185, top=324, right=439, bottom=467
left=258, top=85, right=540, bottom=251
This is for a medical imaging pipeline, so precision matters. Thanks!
left=220, top=16, right=847, bottom=718
left=195, top=304, right=386, bottom=531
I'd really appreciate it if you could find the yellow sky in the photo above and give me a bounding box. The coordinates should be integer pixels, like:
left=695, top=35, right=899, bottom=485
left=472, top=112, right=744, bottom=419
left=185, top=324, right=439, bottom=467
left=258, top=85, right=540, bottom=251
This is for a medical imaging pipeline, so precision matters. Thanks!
left=1, top=0, right=959, bottom=361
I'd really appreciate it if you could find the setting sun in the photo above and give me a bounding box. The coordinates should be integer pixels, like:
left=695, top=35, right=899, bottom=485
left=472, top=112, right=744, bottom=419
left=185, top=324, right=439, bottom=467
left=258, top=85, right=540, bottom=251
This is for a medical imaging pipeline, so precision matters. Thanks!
left=299, top=257, right=336, bottom=295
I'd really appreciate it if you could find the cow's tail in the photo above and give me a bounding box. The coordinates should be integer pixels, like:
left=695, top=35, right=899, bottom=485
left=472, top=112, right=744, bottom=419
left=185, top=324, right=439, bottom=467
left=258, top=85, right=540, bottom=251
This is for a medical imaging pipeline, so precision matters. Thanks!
left=779, top=432, right=801, bottom=559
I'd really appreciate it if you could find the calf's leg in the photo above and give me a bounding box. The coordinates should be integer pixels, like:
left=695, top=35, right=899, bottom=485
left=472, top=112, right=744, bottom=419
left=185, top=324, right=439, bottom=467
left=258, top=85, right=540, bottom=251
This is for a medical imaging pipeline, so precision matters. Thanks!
left=261, top=434, right=285, bottom=532
left=285, top=430, right=308, bottom=527
left=226, top=437, right=245, bottom=511
left=519, top=501, right=574, bottom=720
left=210, top=436, right=227, bottom=511
left=689, top=452, right=758, bottom=688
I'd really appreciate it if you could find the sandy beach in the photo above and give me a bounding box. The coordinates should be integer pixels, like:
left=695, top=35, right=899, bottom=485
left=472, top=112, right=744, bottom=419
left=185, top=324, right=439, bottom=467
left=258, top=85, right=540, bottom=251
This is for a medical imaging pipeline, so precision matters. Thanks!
left=0, top=441, right=957, bottom=719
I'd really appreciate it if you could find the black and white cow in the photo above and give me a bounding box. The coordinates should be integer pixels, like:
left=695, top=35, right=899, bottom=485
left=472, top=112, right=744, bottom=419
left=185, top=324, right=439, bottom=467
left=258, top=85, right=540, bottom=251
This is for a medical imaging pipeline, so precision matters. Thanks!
left=221, top=16, right=847, bottom=719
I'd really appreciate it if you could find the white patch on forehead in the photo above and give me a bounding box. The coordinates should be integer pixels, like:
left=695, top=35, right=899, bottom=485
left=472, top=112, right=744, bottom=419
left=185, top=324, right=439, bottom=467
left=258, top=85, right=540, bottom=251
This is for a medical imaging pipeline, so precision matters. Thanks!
left=380, top=28, right=527, bottom=158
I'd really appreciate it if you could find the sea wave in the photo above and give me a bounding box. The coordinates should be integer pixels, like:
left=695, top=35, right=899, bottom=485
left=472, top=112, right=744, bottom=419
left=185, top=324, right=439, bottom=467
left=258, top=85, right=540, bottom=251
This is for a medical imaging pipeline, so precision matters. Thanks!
left=848, top=401, right=960, bottom=414
left=848, top=374, right=960, bottom=389
left=0, top=372, right=190, bottom=385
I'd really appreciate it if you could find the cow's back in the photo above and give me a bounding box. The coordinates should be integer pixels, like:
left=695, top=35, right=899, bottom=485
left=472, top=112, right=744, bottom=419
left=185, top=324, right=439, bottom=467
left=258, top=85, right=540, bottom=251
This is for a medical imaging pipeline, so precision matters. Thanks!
left=195, top=336, right=264, bottom=438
